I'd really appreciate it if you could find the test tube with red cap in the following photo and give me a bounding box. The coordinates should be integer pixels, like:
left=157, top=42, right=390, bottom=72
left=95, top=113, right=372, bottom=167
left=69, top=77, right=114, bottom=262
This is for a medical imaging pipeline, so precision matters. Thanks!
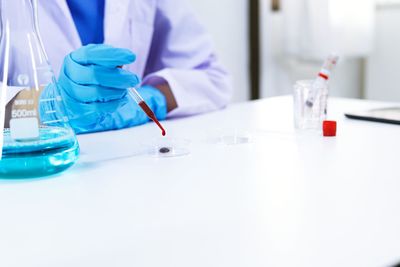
left=306, top=54, right=339, bottom=108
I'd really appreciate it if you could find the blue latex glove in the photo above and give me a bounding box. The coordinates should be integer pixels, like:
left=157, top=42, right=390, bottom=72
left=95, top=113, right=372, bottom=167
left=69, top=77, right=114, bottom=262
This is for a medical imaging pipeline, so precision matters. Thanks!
left=46, top=44, right=167, bottom=134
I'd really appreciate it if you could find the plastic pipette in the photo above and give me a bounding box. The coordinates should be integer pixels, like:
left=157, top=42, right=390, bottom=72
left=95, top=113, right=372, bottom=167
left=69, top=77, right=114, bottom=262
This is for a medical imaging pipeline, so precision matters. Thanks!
left=128, top=87, right=166, bottom=136
left=306, top=54, right=339, bottom=107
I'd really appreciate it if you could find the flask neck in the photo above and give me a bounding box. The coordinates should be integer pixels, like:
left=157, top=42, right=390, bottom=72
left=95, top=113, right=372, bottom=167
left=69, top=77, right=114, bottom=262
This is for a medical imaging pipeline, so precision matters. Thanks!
left=1, top=0, right=36, bottom=31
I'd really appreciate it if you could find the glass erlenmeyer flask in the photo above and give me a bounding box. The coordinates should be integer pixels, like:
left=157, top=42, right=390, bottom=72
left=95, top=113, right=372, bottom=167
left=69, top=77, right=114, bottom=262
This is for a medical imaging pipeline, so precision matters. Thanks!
left=0, top=0, right=79, bottom=178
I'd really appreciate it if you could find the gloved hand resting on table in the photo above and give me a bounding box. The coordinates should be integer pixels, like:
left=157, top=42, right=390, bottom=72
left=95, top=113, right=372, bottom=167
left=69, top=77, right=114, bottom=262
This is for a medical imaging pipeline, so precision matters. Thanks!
left=43, top=44, right=167, bottom=134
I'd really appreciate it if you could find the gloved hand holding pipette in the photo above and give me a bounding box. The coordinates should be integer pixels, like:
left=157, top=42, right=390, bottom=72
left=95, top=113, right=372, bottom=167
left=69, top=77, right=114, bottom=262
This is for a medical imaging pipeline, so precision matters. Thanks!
left=49, top=44, right=167, bottom=134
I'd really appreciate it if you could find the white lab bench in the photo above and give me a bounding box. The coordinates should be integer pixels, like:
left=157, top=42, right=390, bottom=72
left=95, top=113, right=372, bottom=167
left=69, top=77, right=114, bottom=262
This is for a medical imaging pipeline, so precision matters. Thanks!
left=0, top=96, right=399, bottom=267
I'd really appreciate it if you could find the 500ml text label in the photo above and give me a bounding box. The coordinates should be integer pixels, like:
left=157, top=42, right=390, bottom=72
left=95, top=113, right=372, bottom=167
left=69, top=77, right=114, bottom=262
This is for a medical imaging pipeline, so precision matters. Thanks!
left=12, top=109, right=37, bottom=118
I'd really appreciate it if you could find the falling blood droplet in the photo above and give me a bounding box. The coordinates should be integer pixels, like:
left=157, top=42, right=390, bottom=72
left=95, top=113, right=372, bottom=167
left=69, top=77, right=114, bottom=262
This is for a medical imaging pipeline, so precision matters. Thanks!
left=154, top=120, right=166, bottom=136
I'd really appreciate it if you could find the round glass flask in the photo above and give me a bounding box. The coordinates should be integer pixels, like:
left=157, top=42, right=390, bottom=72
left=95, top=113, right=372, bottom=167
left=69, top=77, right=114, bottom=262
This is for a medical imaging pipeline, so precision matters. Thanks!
left=0, top=0, right=79, bottom=177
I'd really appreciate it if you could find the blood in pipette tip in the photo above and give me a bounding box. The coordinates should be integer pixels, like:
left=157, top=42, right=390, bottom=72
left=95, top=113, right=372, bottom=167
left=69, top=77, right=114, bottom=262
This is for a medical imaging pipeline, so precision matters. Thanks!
left=117, top=66, right=166, bottom=136
left=138, top=101, right=166, bottom=136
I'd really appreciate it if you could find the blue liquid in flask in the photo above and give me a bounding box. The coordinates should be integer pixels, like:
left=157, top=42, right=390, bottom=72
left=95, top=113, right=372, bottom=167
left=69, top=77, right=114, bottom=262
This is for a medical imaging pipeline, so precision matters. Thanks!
left=0, top=127, right=79, bottom=178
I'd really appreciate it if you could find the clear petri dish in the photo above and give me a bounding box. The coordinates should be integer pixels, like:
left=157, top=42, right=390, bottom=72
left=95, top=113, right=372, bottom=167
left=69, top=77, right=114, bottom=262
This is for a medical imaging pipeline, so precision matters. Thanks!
left=148, top=137, right=191, bottom=158
left=219, top=134, right=251, bottom=145
left=204, top=128, right=252, bottom=146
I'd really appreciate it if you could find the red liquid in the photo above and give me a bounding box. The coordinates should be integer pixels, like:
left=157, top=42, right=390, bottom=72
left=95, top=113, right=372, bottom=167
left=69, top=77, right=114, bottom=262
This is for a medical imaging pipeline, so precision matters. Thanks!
left=139, top=101, right=166, bottom=136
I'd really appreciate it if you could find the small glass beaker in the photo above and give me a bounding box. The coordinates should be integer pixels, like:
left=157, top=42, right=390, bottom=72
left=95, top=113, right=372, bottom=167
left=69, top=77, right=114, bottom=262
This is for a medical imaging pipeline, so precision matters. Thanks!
left=293, top=80, right=328, bottom=131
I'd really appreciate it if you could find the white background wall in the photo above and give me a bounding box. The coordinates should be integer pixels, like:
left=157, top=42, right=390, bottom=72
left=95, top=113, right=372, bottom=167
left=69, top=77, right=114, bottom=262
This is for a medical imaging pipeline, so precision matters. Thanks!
left=366, top=2, right=400, bottom=101
left=184, top=0, right=250, bottom=103
left=184, top=0, right=400, bottom=103
left=260, top=0, right=364, bottom=100
left=261, top=0, right=400, bottom=102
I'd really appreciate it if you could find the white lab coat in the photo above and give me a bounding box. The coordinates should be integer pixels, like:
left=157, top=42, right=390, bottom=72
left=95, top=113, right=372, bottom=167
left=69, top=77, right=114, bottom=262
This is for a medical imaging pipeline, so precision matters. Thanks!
left=37, top=0, right=232, bottom=117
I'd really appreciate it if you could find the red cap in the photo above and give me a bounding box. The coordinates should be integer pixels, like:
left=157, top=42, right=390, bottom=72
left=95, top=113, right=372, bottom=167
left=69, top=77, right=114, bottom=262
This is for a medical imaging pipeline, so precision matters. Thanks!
left=323, top=120, right=337, bottom=137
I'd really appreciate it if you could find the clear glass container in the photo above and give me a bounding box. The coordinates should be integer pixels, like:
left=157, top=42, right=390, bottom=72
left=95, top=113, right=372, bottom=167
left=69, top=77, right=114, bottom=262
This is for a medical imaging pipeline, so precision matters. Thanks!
left=0, top=0, right=79, bottom=178
left=293, top=80, right=328, bottom=131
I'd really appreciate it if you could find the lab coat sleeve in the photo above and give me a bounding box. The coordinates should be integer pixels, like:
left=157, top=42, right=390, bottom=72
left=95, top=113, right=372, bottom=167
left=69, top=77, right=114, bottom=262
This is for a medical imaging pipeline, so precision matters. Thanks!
left=142, top=0, right=232, bottom=118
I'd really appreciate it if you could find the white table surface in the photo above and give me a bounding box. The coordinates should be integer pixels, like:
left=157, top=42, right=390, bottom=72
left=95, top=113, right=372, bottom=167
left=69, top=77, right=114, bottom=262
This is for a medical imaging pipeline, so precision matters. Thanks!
left=1, top=96, right=400, bottom=267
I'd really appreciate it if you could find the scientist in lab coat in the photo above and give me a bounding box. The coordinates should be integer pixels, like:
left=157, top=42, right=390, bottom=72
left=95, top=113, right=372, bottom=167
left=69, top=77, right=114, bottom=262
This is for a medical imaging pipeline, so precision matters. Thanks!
left=38, top=0, right=231, bottom=133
